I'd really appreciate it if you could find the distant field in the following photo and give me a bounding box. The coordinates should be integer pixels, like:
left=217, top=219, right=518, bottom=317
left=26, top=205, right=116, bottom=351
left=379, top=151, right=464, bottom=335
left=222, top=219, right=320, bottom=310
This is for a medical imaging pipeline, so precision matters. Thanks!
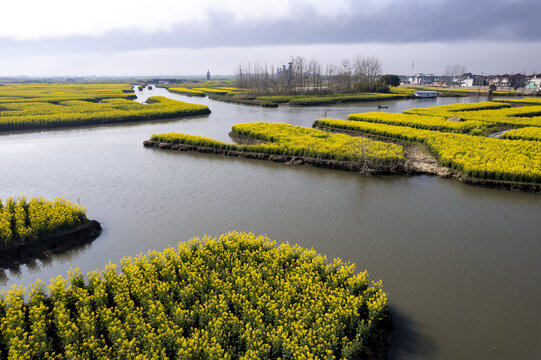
left=402, top=85, right=520, bottom=96
left=0, top=83, right=210, bottom=131
left=256, top=92, right=408, bottom=106
left=0, top=83, right=136, bottom=102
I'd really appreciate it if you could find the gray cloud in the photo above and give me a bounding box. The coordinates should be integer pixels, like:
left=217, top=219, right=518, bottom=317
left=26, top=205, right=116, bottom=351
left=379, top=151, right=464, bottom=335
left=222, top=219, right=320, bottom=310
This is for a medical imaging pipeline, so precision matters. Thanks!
left=1, top=0, right=539, bottom=56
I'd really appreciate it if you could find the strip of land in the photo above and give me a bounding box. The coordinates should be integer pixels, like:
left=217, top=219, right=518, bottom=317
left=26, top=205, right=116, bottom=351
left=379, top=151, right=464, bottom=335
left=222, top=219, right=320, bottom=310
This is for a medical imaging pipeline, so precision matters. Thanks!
left=0, top=83, right=210, bottom=132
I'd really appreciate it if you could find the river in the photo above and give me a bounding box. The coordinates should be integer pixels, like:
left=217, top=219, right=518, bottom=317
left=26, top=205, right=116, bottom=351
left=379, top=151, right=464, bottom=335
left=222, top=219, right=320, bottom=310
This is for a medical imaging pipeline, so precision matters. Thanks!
left=0, top=86, right=539, bottom=359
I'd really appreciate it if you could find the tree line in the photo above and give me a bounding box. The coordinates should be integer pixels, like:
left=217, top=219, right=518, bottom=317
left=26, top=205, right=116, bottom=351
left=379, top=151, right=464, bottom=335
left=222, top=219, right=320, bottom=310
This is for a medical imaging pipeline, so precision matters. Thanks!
left=235, top=55, right=393, bottom=95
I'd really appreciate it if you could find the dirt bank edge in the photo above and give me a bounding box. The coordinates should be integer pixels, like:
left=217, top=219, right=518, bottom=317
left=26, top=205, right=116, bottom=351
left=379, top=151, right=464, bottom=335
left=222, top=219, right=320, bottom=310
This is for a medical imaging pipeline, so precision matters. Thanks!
left=313, top=124, right=541, bottom=192
left=143, top=137, right=405, bottom=175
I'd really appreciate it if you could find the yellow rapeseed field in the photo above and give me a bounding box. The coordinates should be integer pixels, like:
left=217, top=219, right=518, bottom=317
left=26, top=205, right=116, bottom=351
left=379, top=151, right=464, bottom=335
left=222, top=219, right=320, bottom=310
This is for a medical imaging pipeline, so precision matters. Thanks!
left=151, top=122, right=405, bottom=163
left=0, top=83, right=210, bottom=131
left=315, top=118, right=541, bottom=183
left=0, top=232, right=388, bottom=359
left=0, top=196, right=86, bottom=245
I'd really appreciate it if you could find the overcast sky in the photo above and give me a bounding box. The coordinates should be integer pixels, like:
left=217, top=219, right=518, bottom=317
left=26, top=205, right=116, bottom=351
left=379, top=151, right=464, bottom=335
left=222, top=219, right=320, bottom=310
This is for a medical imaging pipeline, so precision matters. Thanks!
left=1, top=0, right=540, bottom=77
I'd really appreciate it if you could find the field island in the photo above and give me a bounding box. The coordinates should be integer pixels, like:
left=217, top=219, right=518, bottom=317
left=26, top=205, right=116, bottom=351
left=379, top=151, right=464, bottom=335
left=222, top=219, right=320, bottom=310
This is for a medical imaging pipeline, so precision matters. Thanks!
left=145, top=122, right=406, bottom=174
left=0, top=83, right=210, bottom=132
left=0, top=196, right=100, bottom=269
left=146, top=101, right=541, bottom=191
left=159, top=80, right=411, bottom=108
left=0, top=232, right=391, bottom=359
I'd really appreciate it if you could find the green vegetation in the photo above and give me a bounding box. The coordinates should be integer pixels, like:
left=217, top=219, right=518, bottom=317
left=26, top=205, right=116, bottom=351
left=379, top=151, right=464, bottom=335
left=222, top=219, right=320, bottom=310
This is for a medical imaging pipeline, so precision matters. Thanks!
left=160, top=78, right=408, bottom=107
left=159, top=81, right=248, bottom=95
left=404, top=86, right=519, bottom=96
left=256, top=93, right=407, bottom=106
left=151, top=122, right=405, bottom=163
left=0, top=196, right=86, bottom=245
left=163, top=82, right=274, bottom=107
left=206, top=94, right=278, bottom=107
left=0, top=232, right=389, bottom=359
left=158, top=79, right=237, bottom=90
left=378, top=75, right=401, bottom=87
left=0, top=93, right=210, bottom=131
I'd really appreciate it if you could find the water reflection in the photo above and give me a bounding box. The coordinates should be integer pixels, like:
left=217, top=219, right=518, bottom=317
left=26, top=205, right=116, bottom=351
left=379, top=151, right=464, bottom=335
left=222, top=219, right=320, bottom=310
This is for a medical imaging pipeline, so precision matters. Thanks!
left=0, top=241, right=94, bottom=286
left=388, top=306, right=436, bottom=360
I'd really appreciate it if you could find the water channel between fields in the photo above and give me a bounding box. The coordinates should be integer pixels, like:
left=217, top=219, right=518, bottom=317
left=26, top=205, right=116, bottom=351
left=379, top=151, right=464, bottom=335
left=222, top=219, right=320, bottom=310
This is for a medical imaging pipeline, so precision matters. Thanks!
left=0, top=87, right=539, bottom=359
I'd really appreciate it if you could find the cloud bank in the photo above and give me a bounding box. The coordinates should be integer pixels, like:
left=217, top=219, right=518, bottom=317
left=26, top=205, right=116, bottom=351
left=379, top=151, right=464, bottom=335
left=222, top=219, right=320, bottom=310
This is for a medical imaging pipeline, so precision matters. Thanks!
left=2, top=0, right=539, bottom=46
left=1, top=0, right=539, bottom=76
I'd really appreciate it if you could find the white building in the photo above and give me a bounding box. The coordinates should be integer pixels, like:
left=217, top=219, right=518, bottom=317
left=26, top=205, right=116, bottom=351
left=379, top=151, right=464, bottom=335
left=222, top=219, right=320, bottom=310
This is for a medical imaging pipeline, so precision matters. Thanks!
left=526, top=76, right=541, bottom=89
left=461, top=78, right=474, bottom=87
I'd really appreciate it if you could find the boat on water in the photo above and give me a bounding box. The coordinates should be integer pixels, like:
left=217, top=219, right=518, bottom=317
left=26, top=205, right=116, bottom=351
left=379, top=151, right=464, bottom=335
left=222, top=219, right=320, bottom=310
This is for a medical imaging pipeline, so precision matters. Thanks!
left=414, top=90, right=438, bottom=98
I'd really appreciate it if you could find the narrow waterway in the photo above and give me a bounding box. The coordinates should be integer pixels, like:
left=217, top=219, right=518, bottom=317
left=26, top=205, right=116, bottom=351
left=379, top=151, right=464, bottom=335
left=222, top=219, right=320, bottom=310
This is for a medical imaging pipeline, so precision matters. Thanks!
left=0, top=87, right=539, bottom=359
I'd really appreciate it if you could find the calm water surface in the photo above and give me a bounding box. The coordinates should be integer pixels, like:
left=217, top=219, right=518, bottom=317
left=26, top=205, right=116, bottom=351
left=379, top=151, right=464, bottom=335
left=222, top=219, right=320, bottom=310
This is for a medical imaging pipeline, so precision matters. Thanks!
left=0, top=87, right=539, bottom=359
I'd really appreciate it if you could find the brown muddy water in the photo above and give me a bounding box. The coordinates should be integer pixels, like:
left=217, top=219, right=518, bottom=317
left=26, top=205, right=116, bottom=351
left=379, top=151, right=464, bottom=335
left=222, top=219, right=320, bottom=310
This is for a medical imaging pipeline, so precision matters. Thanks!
left=0, top=87, right=539, bottom=359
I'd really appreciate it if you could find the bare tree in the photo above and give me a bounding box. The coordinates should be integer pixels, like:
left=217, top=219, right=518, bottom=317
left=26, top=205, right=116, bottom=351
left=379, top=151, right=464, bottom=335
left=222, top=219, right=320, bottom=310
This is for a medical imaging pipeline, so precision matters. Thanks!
left=351, top=54, right=382, bottom=92
left=346, top=138, right=375, bottom=174
left=444, top=64, right=467, bottom=86
left=235, top=53, right=384, bottom=95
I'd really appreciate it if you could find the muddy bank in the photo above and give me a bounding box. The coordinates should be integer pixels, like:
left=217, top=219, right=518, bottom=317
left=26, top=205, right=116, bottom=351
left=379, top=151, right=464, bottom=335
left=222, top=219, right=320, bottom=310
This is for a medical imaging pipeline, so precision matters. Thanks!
left=314, top=124, right=541, bottom=192
left=143, top=139, right=405, bottom=174
left=313, top=124, right=451, bottom=177
left=453, top=175, right=541, bottom=192
left=0, top=220, right=102, bottom=270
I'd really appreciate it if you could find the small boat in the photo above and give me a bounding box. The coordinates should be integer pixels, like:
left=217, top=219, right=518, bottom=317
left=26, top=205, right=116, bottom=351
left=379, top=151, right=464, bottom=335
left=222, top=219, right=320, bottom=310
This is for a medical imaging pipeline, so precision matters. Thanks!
left=414, top=90, right=438, bottom=98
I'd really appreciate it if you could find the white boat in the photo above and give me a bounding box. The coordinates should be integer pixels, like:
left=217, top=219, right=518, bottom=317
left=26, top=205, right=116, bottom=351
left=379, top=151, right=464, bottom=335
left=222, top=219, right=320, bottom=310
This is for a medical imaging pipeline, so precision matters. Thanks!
left=414, top=90, right=438, bottom=98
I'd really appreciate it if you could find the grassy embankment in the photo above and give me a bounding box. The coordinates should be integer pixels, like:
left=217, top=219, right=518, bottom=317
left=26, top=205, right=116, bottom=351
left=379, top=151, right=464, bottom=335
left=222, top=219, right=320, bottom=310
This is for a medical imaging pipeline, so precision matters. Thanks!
left=314, top=101, right=541, bottom=184
left=161, top=81, right=410, bottom=107
left=0, top=83, right=210, bottom=131
left=0, top=232, right=390, bottom=359
left=164, top=82, right=279, bottom=107
left=256, top=93, right=408, bottom=106
left=401, top=85, right=521, bottom=97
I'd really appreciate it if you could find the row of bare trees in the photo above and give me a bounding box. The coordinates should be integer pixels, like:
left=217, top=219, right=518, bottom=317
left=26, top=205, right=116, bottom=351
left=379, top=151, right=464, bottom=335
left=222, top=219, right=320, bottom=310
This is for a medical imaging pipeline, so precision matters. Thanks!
left=235, top=55, right=385, bottom=95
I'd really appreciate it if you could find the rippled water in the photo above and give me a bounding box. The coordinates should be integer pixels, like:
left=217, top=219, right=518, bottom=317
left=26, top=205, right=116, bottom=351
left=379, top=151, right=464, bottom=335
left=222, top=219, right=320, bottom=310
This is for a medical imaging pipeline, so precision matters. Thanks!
left=0, top=87, right=539, bottom=359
